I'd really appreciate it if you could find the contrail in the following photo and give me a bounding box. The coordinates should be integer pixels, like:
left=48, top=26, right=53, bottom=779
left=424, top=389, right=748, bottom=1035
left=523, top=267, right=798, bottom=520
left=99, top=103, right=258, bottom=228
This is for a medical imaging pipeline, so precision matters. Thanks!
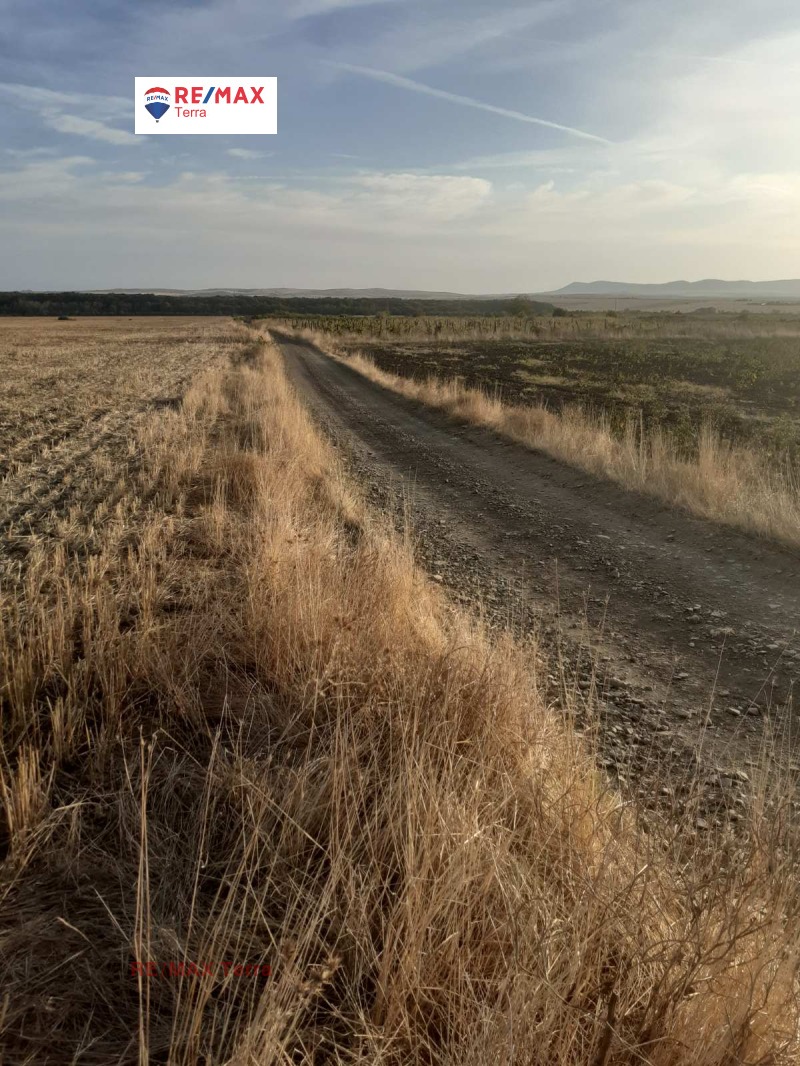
left=329, top=62, right=611, bottom=144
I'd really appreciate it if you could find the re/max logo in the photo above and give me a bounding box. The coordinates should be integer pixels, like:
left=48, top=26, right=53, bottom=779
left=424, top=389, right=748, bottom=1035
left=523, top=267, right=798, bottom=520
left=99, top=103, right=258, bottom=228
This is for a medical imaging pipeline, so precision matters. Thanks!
left=135, top=77, right=277, bottom=135
left=174, top=86, right=265, bottom=105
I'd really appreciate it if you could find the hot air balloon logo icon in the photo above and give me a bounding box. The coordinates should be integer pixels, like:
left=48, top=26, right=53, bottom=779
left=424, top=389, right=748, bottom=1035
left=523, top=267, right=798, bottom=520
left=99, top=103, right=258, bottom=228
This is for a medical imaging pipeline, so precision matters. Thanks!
left=144, top=86, right=170, bottom=122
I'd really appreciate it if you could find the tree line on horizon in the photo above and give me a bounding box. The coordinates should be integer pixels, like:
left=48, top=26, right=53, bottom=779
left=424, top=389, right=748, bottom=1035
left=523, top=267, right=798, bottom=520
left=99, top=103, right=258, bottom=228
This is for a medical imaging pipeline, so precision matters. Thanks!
left=0, top=292, right=558, bottom=318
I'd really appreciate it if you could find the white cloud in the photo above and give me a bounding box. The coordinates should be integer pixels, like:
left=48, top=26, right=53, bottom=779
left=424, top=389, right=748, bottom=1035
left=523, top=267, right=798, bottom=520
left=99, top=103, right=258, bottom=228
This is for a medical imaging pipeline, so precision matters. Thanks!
left=352, top=172, right=492, bottom=219
left=0, top=82, right=135, bottom=146
left=5, top=148, right=800, bottom=290
left=0, top=155, right=95, bottom=204
left=2, top=112, right=799, bottom=284
left=99, top=170, right=147, bottom=183
left=0, top=160, right=491, bottom=246
left=227, top=148, right=271, bottom=160
left=0, top=82, right=128, bottom=116
left=43, top=112, right=138, bottom=146
left=289, top=0, right=401, bottom=16
left=5, top=146, right=57, bottom=158
left=656, top=32, right=800, bottom=173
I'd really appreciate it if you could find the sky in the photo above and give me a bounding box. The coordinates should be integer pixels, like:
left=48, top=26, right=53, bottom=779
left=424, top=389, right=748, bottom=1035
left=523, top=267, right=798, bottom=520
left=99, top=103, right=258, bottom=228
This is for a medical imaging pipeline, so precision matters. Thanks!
left=1, top=0, right=800, bottom=292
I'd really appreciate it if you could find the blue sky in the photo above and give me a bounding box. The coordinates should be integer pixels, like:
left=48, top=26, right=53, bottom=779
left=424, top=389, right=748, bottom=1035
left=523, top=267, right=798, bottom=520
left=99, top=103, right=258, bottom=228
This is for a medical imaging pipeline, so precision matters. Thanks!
left=2, top=0, right=800, bottom=291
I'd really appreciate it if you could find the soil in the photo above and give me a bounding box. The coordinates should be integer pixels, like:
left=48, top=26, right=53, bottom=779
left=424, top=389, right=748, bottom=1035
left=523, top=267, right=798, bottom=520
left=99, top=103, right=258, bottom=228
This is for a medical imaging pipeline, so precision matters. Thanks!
left=278, top=334, right=800, bottom=824
left=347, top=335, right=800, bottom=454
left=0, top=318, right=227, bottom=584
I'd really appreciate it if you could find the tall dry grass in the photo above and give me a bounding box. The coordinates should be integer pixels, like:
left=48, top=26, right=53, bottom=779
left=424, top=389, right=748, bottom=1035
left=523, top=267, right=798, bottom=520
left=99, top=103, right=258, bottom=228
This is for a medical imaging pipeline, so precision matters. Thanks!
left=292, top=329, right=800, bottom=550
left=262, top=311, right=800, bottom=342
left=1, top=329, right=799, bottom=1063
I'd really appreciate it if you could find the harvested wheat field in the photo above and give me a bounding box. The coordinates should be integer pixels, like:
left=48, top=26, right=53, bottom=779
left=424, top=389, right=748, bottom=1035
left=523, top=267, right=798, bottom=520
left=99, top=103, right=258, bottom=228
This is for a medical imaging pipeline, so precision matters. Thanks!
left=2, top=318, right=800, bottom=1064
left=0, top=317, right=238, bottom=586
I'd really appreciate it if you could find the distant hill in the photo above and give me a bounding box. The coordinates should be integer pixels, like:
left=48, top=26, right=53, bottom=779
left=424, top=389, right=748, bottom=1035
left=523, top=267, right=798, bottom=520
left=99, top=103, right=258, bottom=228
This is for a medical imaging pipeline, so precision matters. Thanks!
left=23, top=281, right=800, bottom=302
left=546, top=279, right=800, bottom=299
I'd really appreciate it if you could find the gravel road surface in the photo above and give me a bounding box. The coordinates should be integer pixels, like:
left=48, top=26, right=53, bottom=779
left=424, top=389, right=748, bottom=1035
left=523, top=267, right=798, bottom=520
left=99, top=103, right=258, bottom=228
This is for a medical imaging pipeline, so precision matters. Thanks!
left=278, top=334, right=800, bottom=820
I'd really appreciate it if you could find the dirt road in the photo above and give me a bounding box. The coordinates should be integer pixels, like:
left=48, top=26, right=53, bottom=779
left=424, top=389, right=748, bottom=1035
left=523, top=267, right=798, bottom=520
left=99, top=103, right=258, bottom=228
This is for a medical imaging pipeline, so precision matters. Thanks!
left=277, top=334, right=800, bottom=815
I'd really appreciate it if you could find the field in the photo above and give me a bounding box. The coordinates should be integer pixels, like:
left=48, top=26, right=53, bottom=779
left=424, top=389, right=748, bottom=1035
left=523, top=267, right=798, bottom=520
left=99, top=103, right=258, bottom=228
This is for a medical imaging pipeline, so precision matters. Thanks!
left=355, top=335, right=800, bottom=455
left=270, top=315, right=800, bottom=549
left=0, top=317, right=233, bottom=585
left=2, top=318, right=800, bottom=1064
left=265, top=312, right=800, bottom=456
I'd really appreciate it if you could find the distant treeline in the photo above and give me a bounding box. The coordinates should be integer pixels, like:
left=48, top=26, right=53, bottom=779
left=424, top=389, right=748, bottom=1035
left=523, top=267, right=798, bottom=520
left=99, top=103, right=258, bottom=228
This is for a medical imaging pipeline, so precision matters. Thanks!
left=0, top=292, right=557, bottom=318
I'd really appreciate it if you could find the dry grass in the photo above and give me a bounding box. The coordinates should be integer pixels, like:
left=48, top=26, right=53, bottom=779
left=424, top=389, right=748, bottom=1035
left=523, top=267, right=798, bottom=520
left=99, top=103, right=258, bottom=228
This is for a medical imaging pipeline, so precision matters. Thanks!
left=293, top=329, right=800, bottom=551
left=262, top=311, right=800, bottom=342
left=0, top=316, right=237, bottom=586
left=1, top=322, right=799, bottom=1063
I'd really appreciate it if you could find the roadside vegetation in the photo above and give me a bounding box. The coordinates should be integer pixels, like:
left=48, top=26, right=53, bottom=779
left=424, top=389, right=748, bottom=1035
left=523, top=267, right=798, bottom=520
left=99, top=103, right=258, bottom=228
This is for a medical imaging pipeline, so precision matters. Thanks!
left=264, top=313, right=800, bottom=455
left=264, top=307, right=800, bottom=342
left=1, top=320, right=799, bottom=1063
left=281, top=322, right=800, bottom=550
